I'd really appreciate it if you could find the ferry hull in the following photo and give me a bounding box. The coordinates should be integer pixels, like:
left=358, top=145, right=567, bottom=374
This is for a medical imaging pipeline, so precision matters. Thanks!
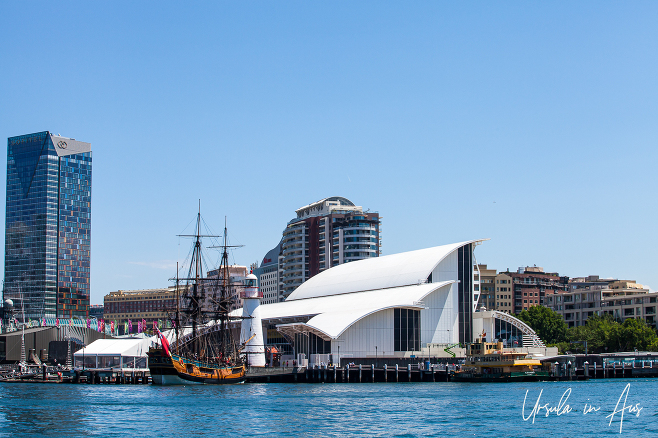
left=451, top=371, right=550, bottom=383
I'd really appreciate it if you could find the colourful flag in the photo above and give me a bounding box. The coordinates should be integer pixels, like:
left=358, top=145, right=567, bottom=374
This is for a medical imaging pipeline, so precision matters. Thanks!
left=110, top=321, right=115, bottom=332
left=128, top=319, right=133, bottom=332
left=156, top=328, right=171, bottom=357
left=68, top=318, right=73, bottom=327
left=138, top=320, right=142, bottom=333
left=153, top=320, right=157, bottom=331
left=42, top=318, right=46, bottom=327
left=56, top=318, right=60, bottom=328
left=86, top=319, right=90, bottom=329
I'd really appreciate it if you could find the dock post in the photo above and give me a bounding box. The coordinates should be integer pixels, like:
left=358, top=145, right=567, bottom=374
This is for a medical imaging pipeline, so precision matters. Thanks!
left=384, top=364, right=387, bottom=383
left=359, top=364, right=362, bottom=383
left=395, top=364, right=399, bottom=382
left=371, top=364, right=375, bottom=382
left=613, top=362, right=616, bottom=378
left=407, top=364, right=411, bottom=382
left=333, top=364, right=337, bottom=383
left=323, top=364, right=327, bottom=383
left=346, top=364, right=349, bottom=382
left=593, top=362, right=596, bottom=378
left=432, top=364, right=435, bottom=382
left=584, top=361, right=589, bottom=378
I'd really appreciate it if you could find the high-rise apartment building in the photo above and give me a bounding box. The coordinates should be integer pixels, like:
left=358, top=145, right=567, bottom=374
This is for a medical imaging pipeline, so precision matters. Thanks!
left=254, top=243, right=282, bottom=305
left=4, top=131, right=92, bottom=319
left=257, top=197, right=381, bottom=301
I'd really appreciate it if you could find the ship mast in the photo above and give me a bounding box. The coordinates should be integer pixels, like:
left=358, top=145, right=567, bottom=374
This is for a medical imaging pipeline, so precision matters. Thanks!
left=175, top=202, right=219, bottom=360
left=175, top=261, right=180, bottom=356
left=219, top=218, right=230, bottom=362
left=211, top=217, right=244, bottom=364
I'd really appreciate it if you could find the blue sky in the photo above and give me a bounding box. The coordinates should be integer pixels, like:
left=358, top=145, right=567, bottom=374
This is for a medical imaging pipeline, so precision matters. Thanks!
left=1, top=2, right=657, bottom=304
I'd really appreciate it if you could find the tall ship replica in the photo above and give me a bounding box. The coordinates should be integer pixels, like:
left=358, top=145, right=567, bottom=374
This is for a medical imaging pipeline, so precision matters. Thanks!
left=148, top=209, right=248, bottom=384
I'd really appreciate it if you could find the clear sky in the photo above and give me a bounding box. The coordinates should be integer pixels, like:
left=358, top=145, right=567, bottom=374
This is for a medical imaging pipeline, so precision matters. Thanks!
left=1, top=2, right=657, bottom=304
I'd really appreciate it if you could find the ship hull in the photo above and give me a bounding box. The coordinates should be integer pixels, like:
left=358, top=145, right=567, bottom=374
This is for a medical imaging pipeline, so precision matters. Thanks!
left=148, top=349, right=245, bottom=385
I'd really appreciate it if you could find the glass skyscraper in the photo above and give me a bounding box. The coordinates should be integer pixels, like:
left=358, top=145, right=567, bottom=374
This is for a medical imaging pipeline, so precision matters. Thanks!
left=4, top=131, right=92, bottom=319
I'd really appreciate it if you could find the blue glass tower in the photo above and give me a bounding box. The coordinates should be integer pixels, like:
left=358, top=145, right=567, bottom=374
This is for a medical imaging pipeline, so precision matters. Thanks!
left=4, top=131, right=92, bottom=319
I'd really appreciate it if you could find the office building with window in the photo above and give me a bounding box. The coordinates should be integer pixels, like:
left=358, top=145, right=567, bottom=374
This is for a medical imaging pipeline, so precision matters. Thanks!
left=4, top=131, right=92, bottom=319
left=103, top=288, right=178, bottom=334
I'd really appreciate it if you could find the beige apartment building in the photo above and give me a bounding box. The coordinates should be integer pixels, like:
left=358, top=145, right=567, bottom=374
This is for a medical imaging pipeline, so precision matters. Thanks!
left=546, top=279, right=657, bottom=328
left=476, top=264, right=497, bottom=311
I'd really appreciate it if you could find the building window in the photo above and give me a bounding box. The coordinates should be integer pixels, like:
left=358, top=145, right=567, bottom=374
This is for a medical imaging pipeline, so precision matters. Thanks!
left=394, top=308, right=420, bottom=352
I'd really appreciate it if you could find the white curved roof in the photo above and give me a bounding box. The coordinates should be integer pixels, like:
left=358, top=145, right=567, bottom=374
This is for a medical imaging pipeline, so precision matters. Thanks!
left=230, top=281, right=454, bottom=339
left=286, top=239, right=486, bottom=301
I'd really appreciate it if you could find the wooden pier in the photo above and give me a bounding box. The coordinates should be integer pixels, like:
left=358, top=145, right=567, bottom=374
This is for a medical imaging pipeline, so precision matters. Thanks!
left=4, top=356, right=658, bottom=384
left=246, top=364, right=453, bottom=383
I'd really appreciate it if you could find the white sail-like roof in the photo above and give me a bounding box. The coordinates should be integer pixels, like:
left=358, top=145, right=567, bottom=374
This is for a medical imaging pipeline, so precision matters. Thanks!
left=230, top=281, right=454, bottom=340
left=286, top=239, right=486, bottom=301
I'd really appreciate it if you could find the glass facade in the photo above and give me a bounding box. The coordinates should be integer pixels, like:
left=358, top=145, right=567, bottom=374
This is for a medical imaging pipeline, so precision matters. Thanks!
left=4, top=132, right=91, bottom=319
left=457, top=244, right=473, bottom=344
left=394, top=308, right=420, bottom=352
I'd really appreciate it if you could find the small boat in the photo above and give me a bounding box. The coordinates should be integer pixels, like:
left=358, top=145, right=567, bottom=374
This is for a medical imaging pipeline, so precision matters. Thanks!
left=452, top=334, right=549, bottom=383
left=148, top=208, right=246, bottom=385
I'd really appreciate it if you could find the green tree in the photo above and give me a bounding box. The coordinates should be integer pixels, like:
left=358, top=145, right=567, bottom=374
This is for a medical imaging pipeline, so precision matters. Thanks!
left=609, top=318, right=657, bottom=352
left=516, top=306, right=567, bottom=345
left=565, top=314, right=658, bottom=353
left=565, top=314, right=617, bottom=353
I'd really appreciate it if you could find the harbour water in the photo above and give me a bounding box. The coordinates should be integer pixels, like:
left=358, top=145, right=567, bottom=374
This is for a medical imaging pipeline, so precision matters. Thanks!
left=0, top=379, right=656, bottom=437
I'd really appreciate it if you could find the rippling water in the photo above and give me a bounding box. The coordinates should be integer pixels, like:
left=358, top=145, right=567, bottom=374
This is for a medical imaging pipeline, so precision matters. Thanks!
left=0, top=379, right=656, bottom=437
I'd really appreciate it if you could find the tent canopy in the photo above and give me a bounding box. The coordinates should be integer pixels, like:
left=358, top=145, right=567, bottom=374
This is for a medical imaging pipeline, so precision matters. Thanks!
left=74, top=337, right=155, bottom=357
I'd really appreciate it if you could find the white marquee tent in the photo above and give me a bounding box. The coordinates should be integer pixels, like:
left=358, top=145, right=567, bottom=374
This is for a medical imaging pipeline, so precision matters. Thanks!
left=74, top=336, right=156, bottom=370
